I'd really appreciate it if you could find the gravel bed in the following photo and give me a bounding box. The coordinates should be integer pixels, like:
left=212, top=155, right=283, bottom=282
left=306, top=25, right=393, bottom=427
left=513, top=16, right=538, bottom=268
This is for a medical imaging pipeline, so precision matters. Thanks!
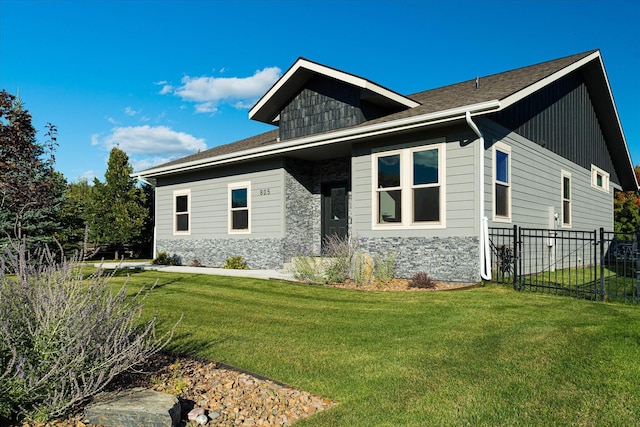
left=17, top=352, right=335, bottom=427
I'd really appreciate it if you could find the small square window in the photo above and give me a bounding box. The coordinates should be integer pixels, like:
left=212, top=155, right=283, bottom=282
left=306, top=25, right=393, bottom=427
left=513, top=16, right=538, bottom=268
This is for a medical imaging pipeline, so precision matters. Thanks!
left=591, top=165, right=609, bottom=192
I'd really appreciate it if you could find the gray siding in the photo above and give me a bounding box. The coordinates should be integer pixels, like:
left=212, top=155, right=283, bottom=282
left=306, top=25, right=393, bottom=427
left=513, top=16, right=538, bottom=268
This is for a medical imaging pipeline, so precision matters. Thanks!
left=352, top=125, right=479, bottom=239
left=481, top=118, right=614, bottom=231
left=154, top=159, right=285, bottom=267
left=487, top=71, right=620, bottom=185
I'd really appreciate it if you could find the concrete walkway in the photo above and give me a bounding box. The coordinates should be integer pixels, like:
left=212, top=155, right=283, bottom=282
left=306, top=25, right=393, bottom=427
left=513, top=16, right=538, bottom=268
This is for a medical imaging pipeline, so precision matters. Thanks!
left=93, top=261, right=295, bottom=281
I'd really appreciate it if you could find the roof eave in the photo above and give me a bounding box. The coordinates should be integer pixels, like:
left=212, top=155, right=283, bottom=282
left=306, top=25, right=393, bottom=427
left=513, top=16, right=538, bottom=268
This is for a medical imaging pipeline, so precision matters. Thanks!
left=135, top=100, right=500, bottom=179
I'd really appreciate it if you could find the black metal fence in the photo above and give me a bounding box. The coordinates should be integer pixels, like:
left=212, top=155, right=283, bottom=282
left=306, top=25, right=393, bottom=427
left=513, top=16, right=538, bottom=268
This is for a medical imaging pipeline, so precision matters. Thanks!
left=489, top=226, right=639, bottom=303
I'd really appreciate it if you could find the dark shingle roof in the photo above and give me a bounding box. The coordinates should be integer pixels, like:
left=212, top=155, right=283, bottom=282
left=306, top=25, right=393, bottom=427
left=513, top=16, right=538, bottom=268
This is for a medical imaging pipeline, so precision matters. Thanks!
left=142, top=50, right=596, bottom=173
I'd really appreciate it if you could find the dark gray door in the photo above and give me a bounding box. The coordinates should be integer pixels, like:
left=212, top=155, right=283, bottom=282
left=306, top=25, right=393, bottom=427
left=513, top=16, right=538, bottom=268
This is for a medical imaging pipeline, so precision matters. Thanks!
left=322, top=182, right=348, bottom=248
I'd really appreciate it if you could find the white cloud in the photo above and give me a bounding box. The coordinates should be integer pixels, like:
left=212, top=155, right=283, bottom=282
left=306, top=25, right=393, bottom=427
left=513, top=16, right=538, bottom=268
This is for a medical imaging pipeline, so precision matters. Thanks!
left=159, top=84, right=173, bottom=95
left=94, top=125, right=206, bottom=158
left=166, top=66, right=281, bottom=114
left=107, top=116, right=119, bottom=125
left=124, top=106, right=139, bottom=116
left=131, top=156, right=176, bottom=173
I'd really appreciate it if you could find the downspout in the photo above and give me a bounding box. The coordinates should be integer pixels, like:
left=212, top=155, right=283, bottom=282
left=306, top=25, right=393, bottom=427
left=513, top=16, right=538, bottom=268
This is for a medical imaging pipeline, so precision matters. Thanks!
left=465, top=112, right=492, bottom=281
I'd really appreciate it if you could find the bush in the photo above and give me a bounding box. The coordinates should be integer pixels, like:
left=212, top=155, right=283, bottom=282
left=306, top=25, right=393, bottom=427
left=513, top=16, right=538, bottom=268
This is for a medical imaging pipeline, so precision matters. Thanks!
left=0, top=241, right=179, bottom=423
left=151, top=251, right=180, bottom=266
left=290, top=256, right=326, bottom=284
left=374, top=252, right=397, bottom=286
left=223, top=256, right=248, bottom=270
left=408, top=272, right=438, bottom=289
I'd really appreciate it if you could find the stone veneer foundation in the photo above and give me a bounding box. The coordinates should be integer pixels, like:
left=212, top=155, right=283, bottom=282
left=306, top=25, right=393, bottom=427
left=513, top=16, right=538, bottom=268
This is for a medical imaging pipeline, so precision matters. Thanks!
left=357, top=236, right=481, bottom=283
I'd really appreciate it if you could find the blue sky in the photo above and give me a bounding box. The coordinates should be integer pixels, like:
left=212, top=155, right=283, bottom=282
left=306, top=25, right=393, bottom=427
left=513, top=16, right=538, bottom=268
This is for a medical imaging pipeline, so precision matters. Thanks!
left=1, top=0, right=638, bottom=183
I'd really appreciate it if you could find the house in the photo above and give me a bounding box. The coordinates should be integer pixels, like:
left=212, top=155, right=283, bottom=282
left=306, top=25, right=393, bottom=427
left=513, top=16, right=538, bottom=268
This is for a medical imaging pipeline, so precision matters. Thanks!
left=136, top=49, right=637, bottom=283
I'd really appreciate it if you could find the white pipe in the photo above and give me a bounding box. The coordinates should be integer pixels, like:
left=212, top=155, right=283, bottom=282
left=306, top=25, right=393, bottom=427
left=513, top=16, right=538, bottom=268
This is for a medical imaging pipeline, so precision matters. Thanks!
left=466, top=112, right=492, bottom=281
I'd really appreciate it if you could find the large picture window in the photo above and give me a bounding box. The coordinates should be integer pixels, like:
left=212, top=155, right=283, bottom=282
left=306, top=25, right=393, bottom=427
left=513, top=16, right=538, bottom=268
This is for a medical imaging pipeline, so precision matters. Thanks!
left=173, top=189, right=190, bottom=235
left=229, top=182, right=251, bottom=233
left=373, top=144, right=445, bottom=228
left=493, top=143, right=511, bottom=221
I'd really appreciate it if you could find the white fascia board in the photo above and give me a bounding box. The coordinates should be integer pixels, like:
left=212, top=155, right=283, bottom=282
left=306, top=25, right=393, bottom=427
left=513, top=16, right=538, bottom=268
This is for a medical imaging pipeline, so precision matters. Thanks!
left=136, top=100, right=501, bottom=179
left=249, top=59, right=419, bottom=120
left=499, top=51, right=601, bottom=109
left=595, top=55, right=637, bottom=190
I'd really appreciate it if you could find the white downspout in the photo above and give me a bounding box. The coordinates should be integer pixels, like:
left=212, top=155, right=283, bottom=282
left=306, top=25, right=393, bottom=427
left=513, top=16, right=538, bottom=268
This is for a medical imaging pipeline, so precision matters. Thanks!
left=465, top=112, right=492, bottom=281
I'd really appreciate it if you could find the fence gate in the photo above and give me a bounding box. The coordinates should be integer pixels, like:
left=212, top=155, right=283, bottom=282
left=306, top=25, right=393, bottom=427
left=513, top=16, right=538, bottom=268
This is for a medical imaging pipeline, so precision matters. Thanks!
left=489, top=226, right=639, bottom=303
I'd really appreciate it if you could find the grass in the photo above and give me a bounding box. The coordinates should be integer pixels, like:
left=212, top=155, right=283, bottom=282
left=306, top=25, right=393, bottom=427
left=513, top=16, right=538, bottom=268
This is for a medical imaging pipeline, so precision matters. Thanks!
left=104, top=269, right=640, bottom=426
left=519, top=266, right=638, bottom=302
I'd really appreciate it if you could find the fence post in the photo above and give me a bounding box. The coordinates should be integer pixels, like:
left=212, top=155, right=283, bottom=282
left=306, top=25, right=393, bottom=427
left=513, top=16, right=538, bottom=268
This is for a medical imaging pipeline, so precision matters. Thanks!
left=599, top=228, right=605, bottom=301
left=513, top=224, right=518, bottom=290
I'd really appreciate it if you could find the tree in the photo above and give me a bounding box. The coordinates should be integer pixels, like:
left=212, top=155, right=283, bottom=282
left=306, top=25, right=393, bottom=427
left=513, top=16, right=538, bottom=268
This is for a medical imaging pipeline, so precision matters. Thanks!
left=0, top=90, right=65, bottom=247
left=613, top=165, right=640, bottom=235
left=88, top=146, right=147, bottom=259
left=56, top=178, right=95, bottom=255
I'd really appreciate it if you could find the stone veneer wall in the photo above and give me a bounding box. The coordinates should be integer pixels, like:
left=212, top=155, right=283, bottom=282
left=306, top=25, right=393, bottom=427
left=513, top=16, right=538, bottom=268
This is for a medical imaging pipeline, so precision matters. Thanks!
left=283, top=159, right=316, bottom=258
left=156, top=238, right=285, bottom=269
left=283, top=157, right=351, bottom=259
left=357, top=236, right=481, bottom=283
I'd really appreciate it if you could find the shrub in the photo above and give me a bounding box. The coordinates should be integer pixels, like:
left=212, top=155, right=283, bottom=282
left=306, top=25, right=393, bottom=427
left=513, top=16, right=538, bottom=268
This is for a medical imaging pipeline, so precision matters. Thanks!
left=151, top=251, right=180, bottom=266
left=290, top=256, right=325, bottom=284
left=374, top=252, right=397, bottom=287
left=0, top=240, right=179, bottom=423
left=408, top=272, right=438, bottom=289
left=223, top=256, right=248, bottom=270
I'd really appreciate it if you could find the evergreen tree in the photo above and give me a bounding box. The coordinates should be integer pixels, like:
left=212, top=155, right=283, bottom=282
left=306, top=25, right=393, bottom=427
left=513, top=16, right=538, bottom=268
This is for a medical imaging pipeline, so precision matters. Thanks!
left=0, top=90, right=65, bottom=247
left=56, top=178, right=95, bottom=255
left=88, top=146, right=147, bottom=259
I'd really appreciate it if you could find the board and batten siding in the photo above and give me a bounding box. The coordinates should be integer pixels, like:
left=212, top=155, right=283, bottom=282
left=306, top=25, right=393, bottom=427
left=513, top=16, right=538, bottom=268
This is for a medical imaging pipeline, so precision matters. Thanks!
left=351, top=125, right=479, bottom=238
left=155, top=159, right=285, bottom=241
left=481, top=118, right=615, bottom=231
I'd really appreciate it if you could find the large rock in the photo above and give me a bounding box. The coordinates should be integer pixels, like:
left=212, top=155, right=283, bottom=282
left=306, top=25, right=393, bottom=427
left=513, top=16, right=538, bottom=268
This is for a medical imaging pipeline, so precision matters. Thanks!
left=84, top=388, right=181, bottom=427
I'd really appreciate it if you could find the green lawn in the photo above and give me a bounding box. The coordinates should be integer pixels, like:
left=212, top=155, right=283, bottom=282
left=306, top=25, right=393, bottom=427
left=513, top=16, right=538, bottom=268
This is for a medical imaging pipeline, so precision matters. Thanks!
left=108, top=269, right=640, bottom=426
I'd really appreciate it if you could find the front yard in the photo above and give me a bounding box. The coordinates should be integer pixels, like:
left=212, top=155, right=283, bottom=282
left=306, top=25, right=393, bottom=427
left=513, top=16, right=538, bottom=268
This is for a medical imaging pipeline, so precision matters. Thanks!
left=113, top=270, right=640, bottom=426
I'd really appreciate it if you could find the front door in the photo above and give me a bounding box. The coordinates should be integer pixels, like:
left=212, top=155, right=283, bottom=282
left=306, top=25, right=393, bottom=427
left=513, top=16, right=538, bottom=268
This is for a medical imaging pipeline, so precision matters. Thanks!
left=322, top=182, right=348, bottom=250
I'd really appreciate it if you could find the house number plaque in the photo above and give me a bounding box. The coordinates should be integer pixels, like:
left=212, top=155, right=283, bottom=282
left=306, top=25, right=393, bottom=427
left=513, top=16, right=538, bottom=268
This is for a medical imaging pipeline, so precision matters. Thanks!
left=258, top=188, right=271, bottom=196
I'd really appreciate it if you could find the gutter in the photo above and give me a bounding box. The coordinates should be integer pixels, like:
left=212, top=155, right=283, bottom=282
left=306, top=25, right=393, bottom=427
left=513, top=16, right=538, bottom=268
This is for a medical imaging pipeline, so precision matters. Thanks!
left=135, top=100, right=501, bottom=179
left=465, top=111, right=492, bottom=281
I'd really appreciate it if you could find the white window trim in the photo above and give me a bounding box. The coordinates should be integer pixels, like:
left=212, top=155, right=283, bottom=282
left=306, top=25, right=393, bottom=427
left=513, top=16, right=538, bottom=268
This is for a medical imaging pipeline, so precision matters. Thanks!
left=173, top=189, right=191, bottom=235
left=561, top=170, right=572, bottom=228
left=371, top=143, right=446, bottom=230
left=492, top=142, right=512, bottom=223
left=591, top=164, right=610, bottom=193
left=228, top=181, right=251, bottom=234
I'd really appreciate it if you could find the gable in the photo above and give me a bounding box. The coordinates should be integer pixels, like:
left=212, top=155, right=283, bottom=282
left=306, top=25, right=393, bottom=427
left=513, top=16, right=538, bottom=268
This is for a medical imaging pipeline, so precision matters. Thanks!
left=487, top=70, right=620, bottom=185
left=279, top=75, right=405, bottom=140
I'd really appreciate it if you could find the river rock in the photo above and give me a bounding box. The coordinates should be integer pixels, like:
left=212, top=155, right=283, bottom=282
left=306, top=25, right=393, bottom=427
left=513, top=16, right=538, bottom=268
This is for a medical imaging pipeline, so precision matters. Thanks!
left=84, top=387, right=181, bottom=427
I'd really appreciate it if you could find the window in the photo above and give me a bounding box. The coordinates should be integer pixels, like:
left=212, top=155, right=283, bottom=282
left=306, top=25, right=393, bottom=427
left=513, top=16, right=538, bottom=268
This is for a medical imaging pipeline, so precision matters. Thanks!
left=373, top=144, right=445, bottom=228
left=561, top=171, right=571, bottom=227
left=173, top=189, right=190, bottom=235
left=591, top=165, right=610, bottom=192
left=493, top=143, right=511, bottom=221
left=229, top=182, right=250, bottom=233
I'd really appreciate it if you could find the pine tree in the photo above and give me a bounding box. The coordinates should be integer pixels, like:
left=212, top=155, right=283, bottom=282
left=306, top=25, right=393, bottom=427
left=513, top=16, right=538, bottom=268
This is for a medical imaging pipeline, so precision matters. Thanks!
left=88, top=146, right=148, bottom=259
left=0, top=90, right=65, bottom=247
